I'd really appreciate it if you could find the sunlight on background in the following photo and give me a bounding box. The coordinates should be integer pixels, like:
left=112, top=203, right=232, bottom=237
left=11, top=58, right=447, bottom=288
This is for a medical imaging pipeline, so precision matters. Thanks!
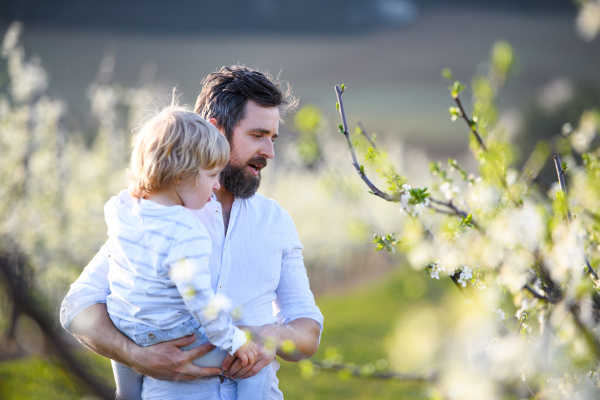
left=1, top=1, right=600, bottom=399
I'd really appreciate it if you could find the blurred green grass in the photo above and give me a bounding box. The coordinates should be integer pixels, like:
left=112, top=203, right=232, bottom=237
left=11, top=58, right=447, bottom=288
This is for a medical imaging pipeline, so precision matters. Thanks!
left=0, top=268, right=452, bottom=399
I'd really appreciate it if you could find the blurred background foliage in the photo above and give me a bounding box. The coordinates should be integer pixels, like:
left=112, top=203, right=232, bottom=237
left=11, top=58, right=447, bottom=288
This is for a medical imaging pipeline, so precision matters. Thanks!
left=0, top=0, right=600, bottom=399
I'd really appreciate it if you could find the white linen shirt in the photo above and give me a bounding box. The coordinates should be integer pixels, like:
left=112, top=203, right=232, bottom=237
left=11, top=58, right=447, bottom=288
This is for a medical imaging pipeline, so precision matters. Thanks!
left=104, top=193, right=247, bottom=355
left=60, top=190, right=324, bottom=398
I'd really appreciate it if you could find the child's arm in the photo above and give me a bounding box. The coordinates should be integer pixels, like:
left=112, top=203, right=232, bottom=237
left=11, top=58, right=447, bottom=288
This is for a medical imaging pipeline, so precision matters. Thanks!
left=62, top=244, right=222, bottom=380
left=169, top=229, right=247, bottom=356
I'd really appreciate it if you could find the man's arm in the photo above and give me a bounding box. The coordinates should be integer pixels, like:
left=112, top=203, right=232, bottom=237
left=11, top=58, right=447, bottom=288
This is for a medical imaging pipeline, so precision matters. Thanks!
left=222, top=210, right=323, bottom=379
left=61, top=244, right=221, bottom=380
left=268, top=317, right=321, bottom=362
left=221, top=318, right=320, bottom=379
left=71, top=304, right=221, bottom=380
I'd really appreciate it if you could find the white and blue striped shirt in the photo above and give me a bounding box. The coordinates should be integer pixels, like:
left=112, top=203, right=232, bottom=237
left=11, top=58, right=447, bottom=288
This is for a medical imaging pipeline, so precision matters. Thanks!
left=61, top=188, right=324, bottom=346
left=104, top=194, right=247, bottom=355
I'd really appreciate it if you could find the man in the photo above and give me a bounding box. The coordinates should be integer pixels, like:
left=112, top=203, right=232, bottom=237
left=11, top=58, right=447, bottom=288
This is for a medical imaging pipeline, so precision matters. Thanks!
left=60, top=65, right=324, bottom=399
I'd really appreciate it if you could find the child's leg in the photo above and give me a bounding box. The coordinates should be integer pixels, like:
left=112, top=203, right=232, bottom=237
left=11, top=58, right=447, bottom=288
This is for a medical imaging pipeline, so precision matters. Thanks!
left=235, top=365, right=272, bottom=400
left=186, top=327, right=229, bottom=368
left=111, top=360, right=143, bottom=400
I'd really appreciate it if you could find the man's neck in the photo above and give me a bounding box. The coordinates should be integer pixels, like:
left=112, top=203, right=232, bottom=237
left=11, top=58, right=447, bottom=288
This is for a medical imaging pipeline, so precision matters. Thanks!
left=215, top=187, right=234, bottom=234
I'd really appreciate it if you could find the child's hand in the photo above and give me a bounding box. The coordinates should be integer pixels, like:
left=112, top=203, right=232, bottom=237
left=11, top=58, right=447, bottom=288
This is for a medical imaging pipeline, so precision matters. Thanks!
left=233, top=340, right=259, bottom=367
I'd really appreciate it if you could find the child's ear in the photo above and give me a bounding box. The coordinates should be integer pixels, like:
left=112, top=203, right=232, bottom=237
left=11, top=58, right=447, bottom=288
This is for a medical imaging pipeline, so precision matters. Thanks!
left=208, top=118, right=218, bottom=128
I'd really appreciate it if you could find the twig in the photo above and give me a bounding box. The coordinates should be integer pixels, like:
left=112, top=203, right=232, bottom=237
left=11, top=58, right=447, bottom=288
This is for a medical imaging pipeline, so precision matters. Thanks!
left=428, top=198, right=482, bottom=232
left=356, top=120, right=378, bottom=150
left=311, top=360, right=436, bottom=382
left=335, top=85, right=395, bottom=202
left=427, top=205, right=455, bottom=215
left=523, top=284, right=555, bottom=304
left=522, top=379, right=539, bottom=400
left=449, top=273, right=469, bottom=298
left=569, top=304, right=600, bottom=359
left=454, top=94, right=520, bottom=206
left=453, top=95, right=487, bottom=152
left=428, top=198, right=468, bottom=218
left=553, top=155, right=599, bottom=281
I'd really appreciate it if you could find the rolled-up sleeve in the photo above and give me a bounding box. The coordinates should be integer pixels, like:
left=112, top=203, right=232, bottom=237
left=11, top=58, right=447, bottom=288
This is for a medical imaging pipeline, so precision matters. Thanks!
left=274, top=211, right=324, bottom=334
left=60, top=243, right=111, bottom=332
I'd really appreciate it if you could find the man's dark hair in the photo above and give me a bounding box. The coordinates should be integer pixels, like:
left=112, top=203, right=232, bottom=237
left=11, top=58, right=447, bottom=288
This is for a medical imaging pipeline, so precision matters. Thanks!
left=194, top=65, right=298, bottom=140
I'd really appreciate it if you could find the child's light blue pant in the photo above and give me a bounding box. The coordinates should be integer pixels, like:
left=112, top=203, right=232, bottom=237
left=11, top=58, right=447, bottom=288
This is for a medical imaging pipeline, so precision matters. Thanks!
left=110, top=315, right=271, bottom=400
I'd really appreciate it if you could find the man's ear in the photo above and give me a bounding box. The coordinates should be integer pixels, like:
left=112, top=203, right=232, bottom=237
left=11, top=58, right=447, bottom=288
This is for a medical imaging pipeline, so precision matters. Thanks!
left=208, top=117, right=227, bottom=137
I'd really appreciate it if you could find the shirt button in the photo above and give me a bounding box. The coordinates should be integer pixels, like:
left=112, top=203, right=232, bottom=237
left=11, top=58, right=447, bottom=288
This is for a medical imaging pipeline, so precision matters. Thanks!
left=148, top=333, right=155, bottom=339
left=219, top=285, right=222, bottom=290
left=215, top=209, right=219, bottom=213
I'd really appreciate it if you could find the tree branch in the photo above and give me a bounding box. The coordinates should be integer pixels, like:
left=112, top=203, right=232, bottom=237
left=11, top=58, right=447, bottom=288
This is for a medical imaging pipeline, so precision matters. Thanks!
left=311, top=360, right=436, bottom=382
left=428, top=198, right=482, bottom=231
left=453, top=95, right=487, bottom=152
left=0, top=252, right=114, bottom=400
left=454, top=94, right=520, bottom=207
left=523, top=284, right=555, bottom=304
left=335, top=85, right=396, bottom=202
left=553, top=155, right=599, bottom=281
left=356, top=120, right=378, bottom=150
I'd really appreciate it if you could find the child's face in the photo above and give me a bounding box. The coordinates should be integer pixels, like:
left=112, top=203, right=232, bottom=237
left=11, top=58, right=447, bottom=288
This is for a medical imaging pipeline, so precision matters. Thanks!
left=175, top=165, right=222, bottom=210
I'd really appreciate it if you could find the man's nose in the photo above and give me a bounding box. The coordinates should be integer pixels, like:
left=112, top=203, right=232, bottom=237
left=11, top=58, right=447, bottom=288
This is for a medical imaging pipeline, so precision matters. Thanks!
left=213, top=180, right=220, bottom=191
left=259, top=139, right=275, bottom=159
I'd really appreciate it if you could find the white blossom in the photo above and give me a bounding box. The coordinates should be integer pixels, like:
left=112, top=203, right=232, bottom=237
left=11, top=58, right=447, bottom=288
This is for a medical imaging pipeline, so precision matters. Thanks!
left=457, top=266, right=473, bottom=287
left=429, top=260, right=445, bottom=279
left=203, top=294, right=233, bottom=320
left=495, top=309, right=506, bottom=320
left=398, top=185, right=424, bottom=217
left=571, top=110, right=599, bottom=153
left=485, top=337, right=500, bottom=354
left=576, top=0, right=600, bottom=41
left=169, top=259, right=195, bottom=285
left=440, top=181, right=460, bottom=200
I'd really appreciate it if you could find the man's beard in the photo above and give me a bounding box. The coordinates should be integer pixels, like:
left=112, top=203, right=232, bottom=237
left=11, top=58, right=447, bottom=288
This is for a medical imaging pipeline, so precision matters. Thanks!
left=219, top=156, right=267, bottom=199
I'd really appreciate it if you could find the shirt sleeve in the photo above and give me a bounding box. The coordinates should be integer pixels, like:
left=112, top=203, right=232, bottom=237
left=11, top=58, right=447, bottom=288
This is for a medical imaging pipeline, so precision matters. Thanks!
left=274, top=211, right=324, bottom=335
left=60, top=243, right=112, bottom=332
left=168, top=224, right=247, bottom=355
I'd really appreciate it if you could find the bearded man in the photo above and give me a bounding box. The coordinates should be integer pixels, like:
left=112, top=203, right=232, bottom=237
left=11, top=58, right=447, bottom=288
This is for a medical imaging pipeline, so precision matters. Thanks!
left=60, top=65, right=323, bottom=399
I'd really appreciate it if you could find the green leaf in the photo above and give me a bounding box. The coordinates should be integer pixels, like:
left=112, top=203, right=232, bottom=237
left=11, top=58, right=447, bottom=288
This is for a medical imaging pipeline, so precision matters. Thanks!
left=442, top=68, right=453, bottom=81
left=562, top=161, right=568, bottom=172
left=463, top=214, right=474, bottom=227
left=372, top=233, right=401, bottom=253
left=335, top=102, right=339, bottom=110
left=338, top=124, right=344, bottom=133
left=449, top=81, right=467, bottom=99
left=365, top=147, right=377, bottom=162
left=340, top=83, right=346, bottom=92
left=360, top=165, right=365, bottom=174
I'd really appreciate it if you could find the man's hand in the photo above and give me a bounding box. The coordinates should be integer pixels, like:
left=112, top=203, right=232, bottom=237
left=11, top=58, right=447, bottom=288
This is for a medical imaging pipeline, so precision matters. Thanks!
left=70, top=304, right=222, bottom=381
left=129, top=335, right=222, bottom=381
left=221, top=318, right=321, bottom=379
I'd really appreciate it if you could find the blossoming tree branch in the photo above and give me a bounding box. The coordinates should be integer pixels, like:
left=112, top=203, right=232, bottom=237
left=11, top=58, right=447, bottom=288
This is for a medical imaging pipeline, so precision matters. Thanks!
left=330, top=41, right=600, bottom=399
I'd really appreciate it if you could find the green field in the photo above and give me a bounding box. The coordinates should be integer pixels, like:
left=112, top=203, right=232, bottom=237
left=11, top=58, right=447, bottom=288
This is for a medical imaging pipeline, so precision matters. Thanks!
left=0, top=268, right=456, bottom=399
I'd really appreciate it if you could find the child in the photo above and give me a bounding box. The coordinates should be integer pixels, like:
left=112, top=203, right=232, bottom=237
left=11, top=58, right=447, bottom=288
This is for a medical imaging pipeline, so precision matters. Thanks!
left=105, top=106, right=271, bottom=400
